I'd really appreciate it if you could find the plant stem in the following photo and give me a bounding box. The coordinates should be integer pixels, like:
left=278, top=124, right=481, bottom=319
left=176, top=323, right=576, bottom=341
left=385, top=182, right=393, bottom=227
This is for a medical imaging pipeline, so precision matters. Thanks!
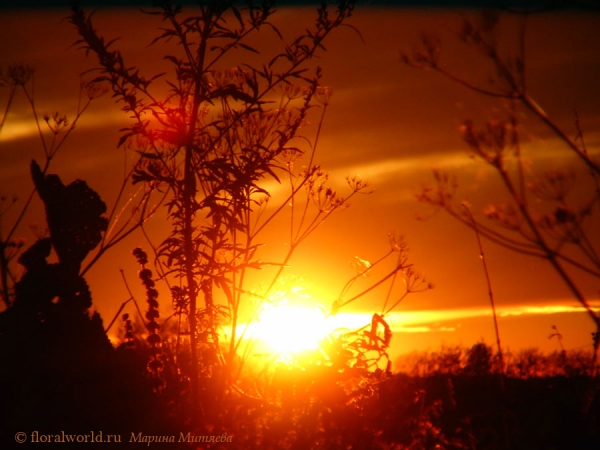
left=463, top=204, right=504, bottom=370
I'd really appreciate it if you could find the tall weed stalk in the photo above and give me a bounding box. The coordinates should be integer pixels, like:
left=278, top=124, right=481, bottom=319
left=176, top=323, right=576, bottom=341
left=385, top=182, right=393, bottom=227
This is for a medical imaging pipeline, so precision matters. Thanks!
left=405, top=8, right=600, bottom=372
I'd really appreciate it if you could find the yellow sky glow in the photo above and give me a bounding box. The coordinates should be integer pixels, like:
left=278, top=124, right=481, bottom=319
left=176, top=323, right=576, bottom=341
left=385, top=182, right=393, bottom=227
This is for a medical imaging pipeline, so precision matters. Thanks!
left=222, top=300, right=599, bottom=359
left=1, top=8, right=599, bottom=357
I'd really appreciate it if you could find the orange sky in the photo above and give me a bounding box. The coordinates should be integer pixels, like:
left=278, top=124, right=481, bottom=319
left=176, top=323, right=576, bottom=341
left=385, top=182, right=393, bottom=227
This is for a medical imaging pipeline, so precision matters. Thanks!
left=1, top=6, right=599, bottom=360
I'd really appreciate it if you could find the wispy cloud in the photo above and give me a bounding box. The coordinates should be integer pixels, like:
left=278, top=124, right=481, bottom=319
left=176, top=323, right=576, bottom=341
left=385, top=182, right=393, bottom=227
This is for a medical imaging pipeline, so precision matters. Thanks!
left=331, top=152, right=473, bottom=181
left=1, top=109, right=127, bottom=143
left=228, top=301, right=597, bottom=347
left=325, top=301, right=599, bottom=335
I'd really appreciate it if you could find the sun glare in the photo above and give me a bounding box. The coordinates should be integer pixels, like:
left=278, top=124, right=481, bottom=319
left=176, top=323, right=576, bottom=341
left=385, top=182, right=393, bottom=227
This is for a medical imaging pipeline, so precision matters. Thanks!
left=255, top=304, right=329, bottom=354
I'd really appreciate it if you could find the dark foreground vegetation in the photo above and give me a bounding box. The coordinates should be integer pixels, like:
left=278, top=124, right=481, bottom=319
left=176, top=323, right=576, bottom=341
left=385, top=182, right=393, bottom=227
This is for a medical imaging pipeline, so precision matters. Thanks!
left=2, top=307, right=599, bottom=450
left=0, top=167, right=596, bottom=449
left=0, top=162, right=597, bottom=448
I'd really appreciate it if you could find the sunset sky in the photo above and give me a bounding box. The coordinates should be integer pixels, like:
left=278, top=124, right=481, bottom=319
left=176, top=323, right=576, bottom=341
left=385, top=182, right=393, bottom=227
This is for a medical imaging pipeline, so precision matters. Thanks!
left=1, top=4, right=599, bottom=361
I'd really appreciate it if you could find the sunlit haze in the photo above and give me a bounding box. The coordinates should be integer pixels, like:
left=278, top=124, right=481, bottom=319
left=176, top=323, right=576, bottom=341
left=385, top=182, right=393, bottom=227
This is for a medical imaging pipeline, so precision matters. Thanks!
left=1, top=6, right=599, bottom=363
left=254, top=304, right=329, bottom=354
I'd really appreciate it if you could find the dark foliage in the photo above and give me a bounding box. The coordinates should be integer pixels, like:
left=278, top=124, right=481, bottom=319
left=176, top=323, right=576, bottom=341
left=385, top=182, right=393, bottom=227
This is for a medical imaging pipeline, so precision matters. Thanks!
left=0, top=166, right=179, bottom=448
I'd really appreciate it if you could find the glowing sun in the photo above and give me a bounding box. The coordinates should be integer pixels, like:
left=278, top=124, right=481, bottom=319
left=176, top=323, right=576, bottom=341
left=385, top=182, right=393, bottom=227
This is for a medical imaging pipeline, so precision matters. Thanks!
left=255, top=304, right=329, bottom=354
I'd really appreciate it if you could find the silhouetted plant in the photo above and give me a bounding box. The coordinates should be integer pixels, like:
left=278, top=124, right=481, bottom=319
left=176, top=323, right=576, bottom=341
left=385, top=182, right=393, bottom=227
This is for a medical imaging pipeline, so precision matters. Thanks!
left=0, top=65, right=105, bottom=310
left=132, top=247, right=166, bottom=390
left=1, top=164, right=115, bottom=433
left=69, top=2, right=425, bottom=425
left=122, top=312, right=135, bottom=345
left=0, top=161, right=192, bottom=441
left=403, top=8, right=600, bottom=372
left=464, top=342, right=493, bottom=376
left=0, top=60, right=156, bottom=314
left=7, top=160, right=107, bottom=318
left=6, top=7, right=600, bottom=449
left=71, top=1, right=350, bottom=407
left=0, top=162, right=111, bottom=369
left=322, top=232, right=432, bottom=375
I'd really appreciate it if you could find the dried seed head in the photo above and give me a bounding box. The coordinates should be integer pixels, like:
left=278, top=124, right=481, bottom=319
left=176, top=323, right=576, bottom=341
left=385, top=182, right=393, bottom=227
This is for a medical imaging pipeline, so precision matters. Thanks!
left=7, top=64, right=33, bottom=86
